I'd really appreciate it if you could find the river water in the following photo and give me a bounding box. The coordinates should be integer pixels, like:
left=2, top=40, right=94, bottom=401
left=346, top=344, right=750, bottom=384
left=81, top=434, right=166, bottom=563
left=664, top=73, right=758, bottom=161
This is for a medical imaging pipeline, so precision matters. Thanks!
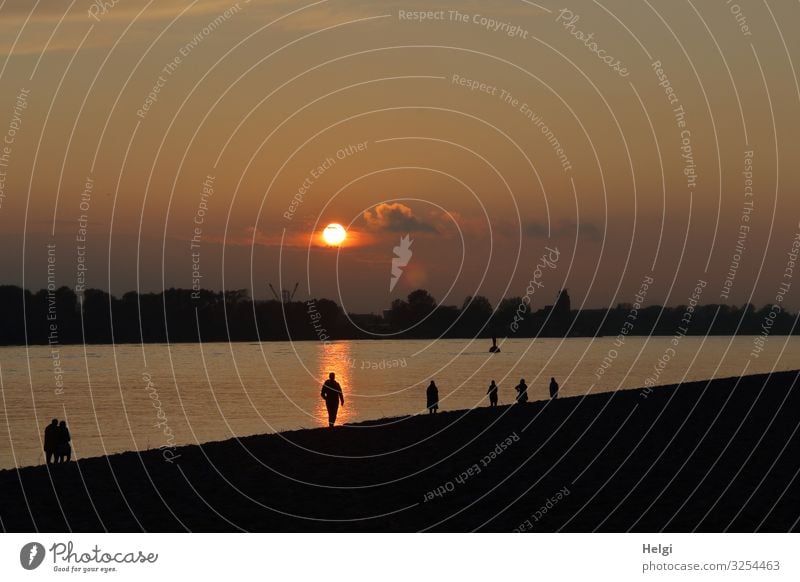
left=1, top=336, right=797, bottom=468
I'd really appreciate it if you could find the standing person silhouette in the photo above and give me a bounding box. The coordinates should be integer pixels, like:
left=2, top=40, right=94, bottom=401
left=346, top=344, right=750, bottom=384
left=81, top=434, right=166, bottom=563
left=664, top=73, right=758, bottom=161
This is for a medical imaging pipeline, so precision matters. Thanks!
left=515, top=378, right=529, bottom=404
left=56, top=420, right=71, bottom=463
left=320, top=372, right=344, bottom=428
left=487, top=380, right=498, bottom=407
left=549, top=377, right=559, bottom=399
left=43, top=419, right=59, bottom=465
left=426, top=380, right=439, bottom=414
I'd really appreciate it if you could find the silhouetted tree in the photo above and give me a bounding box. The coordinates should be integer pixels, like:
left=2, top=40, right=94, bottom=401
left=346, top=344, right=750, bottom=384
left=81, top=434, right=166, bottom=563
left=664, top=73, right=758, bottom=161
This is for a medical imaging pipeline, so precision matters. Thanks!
left=407, top=289, right=436, bottom=323
left=458, top=295, right=493, bottom=335
left=0, top=284, right=796, bottom=344
left=388, top=298, right=410, bottom=332
left=554, top=289, right=571, bottom=316
left=81, top=289, right=114, bottom=343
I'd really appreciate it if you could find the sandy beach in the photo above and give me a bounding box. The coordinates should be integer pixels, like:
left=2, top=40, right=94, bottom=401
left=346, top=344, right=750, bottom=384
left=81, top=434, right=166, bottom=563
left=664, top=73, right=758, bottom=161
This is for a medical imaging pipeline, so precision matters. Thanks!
left=1, top=370, right=798, bottom=532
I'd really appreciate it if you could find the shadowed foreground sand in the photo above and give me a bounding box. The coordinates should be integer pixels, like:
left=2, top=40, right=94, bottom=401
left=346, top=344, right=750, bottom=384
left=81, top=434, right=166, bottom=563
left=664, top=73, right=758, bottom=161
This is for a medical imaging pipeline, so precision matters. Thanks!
left=1, top=370, right=799, bottom=532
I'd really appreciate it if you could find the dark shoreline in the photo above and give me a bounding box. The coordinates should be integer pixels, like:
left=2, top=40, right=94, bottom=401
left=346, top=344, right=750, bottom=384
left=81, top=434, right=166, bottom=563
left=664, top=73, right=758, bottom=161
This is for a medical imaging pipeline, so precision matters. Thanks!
left=2, top=333, right=797, bottom=348
left=3, top=284, right=798, bottom=346
left=1, top=370, right=799, bottom=532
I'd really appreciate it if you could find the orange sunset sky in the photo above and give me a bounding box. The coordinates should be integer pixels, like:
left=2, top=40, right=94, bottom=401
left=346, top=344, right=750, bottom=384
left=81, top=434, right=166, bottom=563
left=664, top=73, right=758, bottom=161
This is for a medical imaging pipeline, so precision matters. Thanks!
left=0, top=0, right=799, bottom=312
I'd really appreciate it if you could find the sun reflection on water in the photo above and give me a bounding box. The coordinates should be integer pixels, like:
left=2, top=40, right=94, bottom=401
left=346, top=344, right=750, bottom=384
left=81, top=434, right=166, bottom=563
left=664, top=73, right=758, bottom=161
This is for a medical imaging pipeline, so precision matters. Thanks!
left=314, top=342, right=354, bottom=427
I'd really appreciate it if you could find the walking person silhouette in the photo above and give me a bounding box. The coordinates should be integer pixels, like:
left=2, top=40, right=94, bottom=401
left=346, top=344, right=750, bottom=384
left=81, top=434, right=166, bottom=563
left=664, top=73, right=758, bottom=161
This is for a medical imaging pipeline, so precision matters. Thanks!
left=426, top=380, right=439, bottom=414
left=43, top=419, right=58, bottom=465
left=56, top=420, right=71, bottom=463
left=487, top=380, right=498, bottom=407
left=549, top=377, right=559, bottom=399
left=320, top=372, right=345, bottom=427
left=515, top=378, right=529, bottom=403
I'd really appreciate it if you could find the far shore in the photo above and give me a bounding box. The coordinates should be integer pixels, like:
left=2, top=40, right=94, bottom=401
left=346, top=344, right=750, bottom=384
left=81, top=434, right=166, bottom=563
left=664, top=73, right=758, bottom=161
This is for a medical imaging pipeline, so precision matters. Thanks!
left=1, top=370, right=798, bottom=532
left=1, top=333, right=798, bottom=348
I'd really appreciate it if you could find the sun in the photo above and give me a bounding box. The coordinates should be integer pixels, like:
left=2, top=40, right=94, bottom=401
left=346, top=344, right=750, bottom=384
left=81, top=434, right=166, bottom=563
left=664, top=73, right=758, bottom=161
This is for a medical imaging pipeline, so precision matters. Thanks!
left=322, top=223, right=347, bottom=246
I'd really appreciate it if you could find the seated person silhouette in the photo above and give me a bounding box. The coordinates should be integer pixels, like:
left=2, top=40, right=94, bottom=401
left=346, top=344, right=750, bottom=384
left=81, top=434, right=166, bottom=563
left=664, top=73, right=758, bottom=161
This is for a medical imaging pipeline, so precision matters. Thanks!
left=56, top=421, right=71, bottom=463
left=43, top=419, right=59, bottom=465
left=515, top=378, right=529, bottom=403
left=549, top=377, right=559, bottom=399
left=426, top=380, right=439, bottom=414
left=487, top=380, right=498, bottom=407
left=320, top=372, right=345, bottom=428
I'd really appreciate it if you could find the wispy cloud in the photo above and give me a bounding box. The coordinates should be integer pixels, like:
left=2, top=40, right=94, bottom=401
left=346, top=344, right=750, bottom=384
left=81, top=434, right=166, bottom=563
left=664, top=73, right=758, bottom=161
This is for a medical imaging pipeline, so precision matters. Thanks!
left=0, top=0, right=234, bottom=56
left=0, top=0, right=384, bottom=56
left=1, top=0, right=251, bottom=23
left=0, top=0, right=550, bottom=56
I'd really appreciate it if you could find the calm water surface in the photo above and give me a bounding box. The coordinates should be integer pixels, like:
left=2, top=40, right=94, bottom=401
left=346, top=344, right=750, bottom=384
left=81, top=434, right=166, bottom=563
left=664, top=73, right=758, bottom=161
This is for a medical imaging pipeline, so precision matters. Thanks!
left=1, top=336, right=798, bottom=468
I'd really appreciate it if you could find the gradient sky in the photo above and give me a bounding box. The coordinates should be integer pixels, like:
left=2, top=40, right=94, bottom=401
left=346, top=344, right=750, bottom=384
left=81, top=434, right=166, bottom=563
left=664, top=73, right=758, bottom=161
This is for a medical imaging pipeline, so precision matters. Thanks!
left=1, top=0, right=799, bottom=313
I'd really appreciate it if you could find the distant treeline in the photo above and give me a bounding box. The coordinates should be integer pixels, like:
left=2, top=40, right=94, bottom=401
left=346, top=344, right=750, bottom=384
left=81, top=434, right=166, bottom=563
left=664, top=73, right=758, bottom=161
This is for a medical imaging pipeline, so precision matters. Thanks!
left=0, top=285, right=797, bottom=346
